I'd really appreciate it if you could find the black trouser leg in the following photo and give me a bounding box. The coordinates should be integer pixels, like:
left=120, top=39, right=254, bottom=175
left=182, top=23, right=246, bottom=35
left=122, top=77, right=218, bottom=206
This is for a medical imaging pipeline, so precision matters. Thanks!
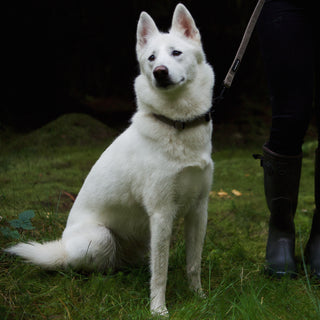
left=257, top=0, right=314, bottom=156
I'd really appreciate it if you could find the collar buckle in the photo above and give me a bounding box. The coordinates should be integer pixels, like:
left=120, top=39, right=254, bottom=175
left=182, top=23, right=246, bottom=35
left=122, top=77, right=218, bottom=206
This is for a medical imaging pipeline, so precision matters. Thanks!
left=173, top=121, right=185, bottom=130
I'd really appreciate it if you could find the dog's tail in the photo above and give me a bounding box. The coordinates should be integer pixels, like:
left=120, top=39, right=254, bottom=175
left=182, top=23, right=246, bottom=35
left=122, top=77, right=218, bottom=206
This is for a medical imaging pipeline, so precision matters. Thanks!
left=5, top=240, right=67, bottom=269
left=5, top=226, right=118, bottom=271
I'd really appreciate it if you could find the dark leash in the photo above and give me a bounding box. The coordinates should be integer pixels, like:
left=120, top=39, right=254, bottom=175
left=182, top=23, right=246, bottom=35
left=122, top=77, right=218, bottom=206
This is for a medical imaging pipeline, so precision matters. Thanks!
left=153, top=0, right=265, bottom=130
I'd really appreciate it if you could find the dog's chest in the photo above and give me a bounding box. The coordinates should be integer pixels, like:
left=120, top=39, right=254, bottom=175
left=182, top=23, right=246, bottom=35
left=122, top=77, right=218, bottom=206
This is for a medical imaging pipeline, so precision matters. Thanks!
left=173, top=162, right=212, bottom=212
left=158, top=129, right=212, bottom=168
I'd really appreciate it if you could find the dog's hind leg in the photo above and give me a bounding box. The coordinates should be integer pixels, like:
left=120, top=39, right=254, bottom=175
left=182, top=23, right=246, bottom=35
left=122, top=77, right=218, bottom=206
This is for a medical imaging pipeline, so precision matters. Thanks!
left=184, top=200, right=208, bottom=296
left=62, top=223, right=118, bottom=272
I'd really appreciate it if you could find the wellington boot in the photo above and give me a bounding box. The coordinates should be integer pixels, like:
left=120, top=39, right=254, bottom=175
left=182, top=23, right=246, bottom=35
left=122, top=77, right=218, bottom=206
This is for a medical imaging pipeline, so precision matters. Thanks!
left=261, top=145, right=302, bottom=277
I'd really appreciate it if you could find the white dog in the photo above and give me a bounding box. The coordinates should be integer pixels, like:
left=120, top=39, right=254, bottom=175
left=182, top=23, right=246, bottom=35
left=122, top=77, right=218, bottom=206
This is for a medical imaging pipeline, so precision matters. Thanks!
left=6, top=3, right=214, bottom=316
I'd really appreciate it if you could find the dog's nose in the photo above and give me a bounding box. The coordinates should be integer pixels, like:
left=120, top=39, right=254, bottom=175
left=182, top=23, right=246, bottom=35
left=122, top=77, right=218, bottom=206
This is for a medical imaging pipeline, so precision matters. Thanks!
left=153, top=65, right=169, bottom=81
left=153, top=65, right=172, bottom=88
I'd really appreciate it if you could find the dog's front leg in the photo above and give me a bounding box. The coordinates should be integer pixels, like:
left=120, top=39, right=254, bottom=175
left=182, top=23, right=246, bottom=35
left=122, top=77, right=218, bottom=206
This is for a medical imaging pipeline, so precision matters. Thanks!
left=184, top=200, right=208, bottom=296
left=149, top=212, right=173, bottom=317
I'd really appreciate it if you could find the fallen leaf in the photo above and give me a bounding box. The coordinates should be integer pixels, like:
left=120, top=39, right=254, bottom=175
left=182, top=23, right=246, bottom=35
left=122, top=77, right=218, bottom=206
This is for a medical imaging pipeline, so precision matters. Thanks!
left=217, top=190, right=228, bottom=197
left=232, top=189, right=242, bottom=197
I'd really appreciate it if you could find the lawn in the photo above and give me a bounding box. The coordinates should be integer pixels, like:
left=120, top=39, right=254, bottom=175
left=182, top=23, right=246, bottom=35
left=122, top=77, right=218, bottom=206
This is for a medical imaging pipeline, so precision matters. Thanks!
left=0, top=113, right=319, bottom=319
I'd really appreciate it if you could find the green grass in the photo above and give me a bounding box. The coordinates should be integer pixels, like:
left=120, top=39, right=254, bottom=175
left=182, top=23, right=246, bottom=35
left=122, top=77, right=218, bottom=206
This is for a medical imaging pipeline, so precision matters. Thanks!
left=1, top=113, right=319, bottom=319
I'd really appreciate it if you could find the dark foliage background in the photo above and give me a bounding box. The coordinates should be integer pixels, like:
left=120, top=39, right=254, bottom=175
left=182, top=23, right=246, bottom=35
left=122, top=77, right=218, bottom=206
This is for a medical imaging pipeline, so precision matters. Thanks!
left=2, top=0, right=269, bottom=131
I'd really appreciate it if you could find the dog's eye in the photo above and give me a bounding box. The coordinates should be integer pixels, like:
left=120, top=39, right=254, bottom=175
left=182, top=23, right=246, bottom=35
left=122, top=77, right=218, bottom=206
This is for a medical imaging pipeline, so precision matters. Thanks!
left=148, top=54, right=155, bottom=62
left=172, top=50, right=182, bottom=57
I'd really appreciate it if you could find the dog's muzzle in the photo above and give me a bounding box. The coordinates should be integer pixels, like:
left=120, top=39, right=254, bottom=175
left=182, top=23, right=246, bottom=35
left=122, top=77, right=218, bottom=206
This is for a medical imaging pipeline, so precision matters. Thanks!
left=153, top=65, right=173, bottom=88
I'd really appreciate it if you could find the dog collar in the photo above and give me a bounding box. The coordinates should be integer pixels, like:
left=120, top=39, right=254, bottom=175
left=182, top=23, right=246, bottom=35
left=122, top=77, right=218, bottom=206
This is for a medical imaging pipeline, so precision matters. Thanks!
left=153, top=112, right=212, bottom=130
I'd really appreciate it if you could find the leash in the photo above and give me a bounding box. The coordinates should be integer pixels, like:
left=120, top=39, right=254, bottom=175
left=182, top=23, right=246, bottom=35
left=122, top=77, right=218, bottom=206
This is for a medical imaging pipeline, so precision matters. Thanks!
left=211, top=0, right=265, bottom=116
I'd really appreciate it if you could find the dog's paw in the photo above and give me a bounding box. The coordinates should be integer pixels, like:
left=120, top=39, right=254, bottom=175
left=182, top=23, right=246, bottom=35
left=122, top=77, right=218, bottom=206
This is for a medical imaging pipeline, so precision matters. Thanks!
left=190, top=286, right=207, bottom=299
left=151, top=305, right=169, bottom=318
left=196, top=288, right=207, bottom=299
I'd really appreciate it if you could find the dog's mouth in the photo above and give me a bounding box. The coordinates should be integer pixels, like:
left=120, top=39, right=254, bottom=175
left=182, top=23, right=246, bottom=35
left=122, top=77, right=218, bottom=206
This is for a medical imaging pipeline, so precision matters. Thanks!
left=155, top=79, right=175, bottom=88
left=155, top=77, right=186, bottom=89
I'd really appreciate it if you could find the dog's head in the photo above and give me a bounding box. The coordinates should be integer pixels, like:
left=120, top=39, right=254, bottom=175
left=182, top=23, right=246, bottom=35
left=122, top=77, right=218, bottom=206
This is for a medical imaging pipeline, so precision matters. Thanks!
left=136, top=3, right=206, bottom=91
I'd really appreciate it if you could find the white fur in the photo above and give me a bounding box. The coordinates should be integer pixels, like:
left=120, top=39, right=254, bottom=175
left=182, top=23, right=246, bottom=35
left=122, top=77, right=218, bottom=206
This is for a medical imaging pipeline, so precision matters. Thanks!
left=5, top=4, right=214, bottom=317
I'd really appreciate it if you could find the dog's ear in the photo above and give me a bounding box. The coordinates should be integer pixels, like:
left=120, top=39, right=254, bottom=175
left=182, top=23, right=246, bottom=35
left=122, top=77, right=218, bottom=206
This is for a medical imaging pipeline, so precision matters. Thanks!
left=136, top=12, right=159, bottom=52
left=170, top=4, right=201, bottom=43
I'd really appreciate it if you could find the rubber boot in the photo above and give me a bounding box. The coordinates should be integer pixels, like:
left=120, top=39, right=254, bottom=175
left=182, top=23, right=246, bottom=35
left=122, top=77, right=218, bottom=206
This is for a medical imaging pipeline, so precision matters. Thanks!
left=262, top=145, right=302, bottom=277
left=305, top=148, right=320, bottom=279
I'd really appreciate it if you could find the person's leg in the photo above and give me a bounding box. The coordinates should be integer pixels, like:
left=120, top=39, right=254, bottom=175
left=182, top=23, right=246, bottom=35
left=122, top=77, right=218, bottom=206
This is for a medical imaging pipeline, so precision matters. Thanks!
left=257, top=0, right=314, bottom=276
left=258, top=0, right=314, bottom=156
